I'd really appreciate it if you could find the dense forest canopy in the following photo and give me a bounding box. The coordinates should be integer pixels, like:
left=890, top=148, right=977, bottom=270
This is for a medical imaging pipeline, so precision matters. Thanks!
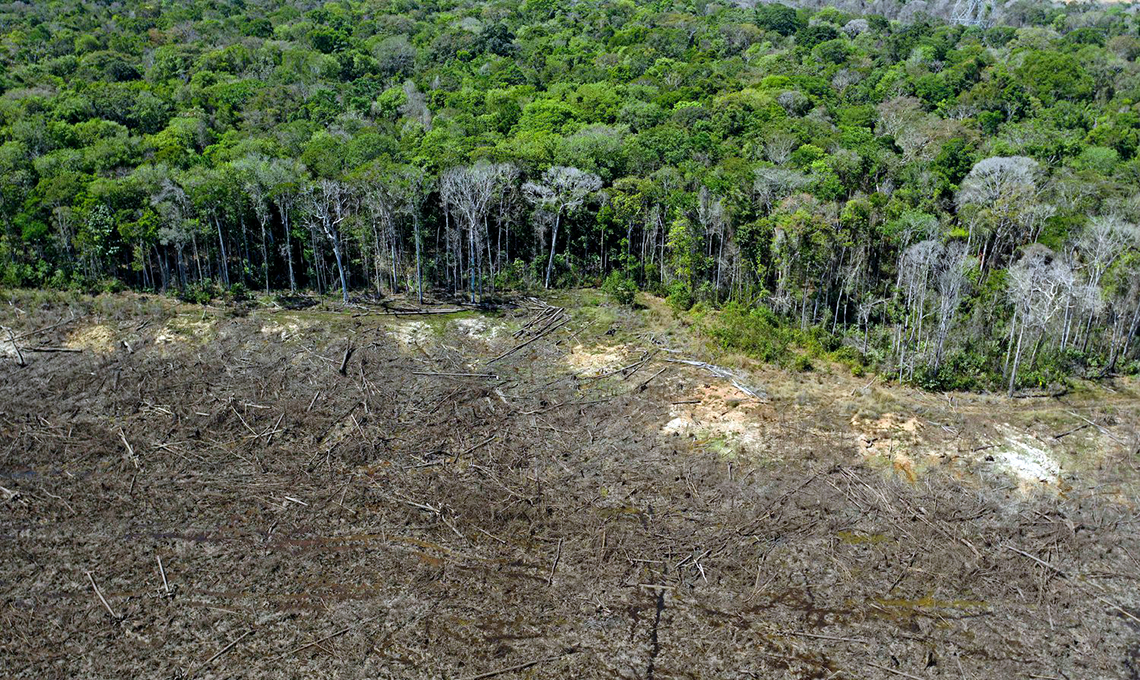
left=2, top=0, right=1140, bottom=392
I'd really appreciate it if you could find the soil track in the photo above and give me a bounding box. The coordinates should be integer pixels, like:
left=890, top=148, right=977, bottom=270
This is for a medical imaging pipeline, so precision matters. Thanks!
left=2, top=291, right=1140, bottom=679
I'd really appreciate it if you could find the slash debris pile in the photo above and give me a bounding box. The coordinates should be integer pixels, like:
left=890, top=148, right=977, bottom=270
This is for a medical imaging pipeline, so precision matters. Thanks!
left=2, top=292, right=1139, bottom=679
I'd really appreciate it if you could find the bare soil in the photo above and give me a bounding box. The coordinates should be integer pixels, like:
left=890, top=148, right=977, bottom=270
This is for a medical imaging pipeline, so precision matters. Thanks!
left=2, top=290, right=1140, bottom=679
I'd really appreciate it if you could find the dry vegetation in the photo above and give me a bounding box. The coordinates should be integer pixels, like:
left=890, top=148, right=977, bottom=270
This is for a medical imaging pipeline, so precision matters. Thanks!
left=2, top=290, right=1140, bottom=679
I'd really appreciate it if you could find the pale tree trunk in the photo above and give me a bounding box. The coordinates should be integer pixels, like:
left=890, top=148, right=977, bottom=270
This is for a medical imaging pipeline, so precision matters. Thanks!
left=1008, top=323, right=1027, bottom=397
left=331, top=235, right=348, bottom=303
left=414, top=214, right=423, bottom=304
left=283, top=206, right=296, bottom=292
left=260, top=220, right=269, bottom=295
left=545, top=211, right=561, bottom=289
left=214, top=216, right=230, bottom=286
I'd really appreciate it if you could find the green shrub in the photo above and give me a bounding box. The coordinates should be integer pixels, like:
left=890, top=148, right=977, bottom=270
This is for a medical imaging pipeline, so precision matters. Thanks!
left=705, top=302, right=789, bottom=363
left=601, top=271, right=638, bottom=305
left=227, top=282, right=250, bottom=301
left=178, top=280, right=218, bottom=305
left=666, top=280, right=692, bottom=311
left=494, top=259, right=534, bottom=291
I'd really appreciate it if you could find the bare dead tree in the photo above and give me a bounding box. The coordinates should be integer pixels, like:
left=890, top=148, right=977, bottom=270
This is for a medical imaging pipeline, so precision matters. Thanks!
left=957, top=156, right=1051, bottom=270
left=523, top=166, right=602, bottom=289
left=764, top=132, right=797, bottom=166
left=896, top=239, right=944, bottom=380
left=1006, top=245, right=1073, bottom=396
left=753, top=167, right=809, bottom=213
left=441, top=162, right=502, bottom=302
left=697, top=186, right=727, bottom=300
left=933, top=243, right=974, bottom=370
left=303, top=179, right=353, bottom=303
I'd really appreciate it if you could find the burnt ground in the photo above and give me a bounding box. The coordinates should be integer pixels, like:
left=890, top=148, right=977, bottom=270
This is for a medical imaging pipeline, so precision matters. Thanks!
left=2, top=289, right=1140, bottom=680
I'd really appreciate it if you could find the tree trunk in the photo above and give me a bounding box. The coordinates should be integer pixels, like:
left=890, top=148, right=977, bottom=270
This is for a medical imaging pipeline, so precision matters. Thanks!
left=214, top=216, right=230, bottom=287
left=284, top=208, right=296, bottom=292
left=260, top=220, right=269, bottom=295
left=414, top=214, right=423, bottom=304
left=545, top=211, right=561, bottom=289
left=1120, top=293, right=1140, bottom=367
left=1008, top=324, right=1027, bottom=398
left=331, top=234, right=349, bottom=303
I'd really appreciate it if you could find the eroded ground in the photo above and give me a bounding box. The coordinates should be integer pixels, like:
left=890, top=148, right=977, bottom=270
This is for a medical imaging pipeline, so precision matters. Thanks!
left=2, top=290, right=1139, bottom=679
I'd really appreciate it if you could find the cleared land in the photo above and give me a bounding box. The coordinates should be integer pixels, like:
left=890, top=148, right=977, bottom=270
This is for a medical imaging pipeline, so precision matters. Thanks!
left=2, top=290, right=1139, bottom=679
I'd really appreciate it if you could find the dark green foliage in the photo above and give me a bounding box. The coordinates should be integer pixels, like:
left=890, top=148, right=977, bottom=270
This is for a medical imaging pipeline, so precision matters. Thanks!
left=797, top=24, right=839, bottom=50
left=755, top=4, right=802, bottom=37
left=601, top=270, right=637, bottom=306
left=0, top=0, right=1137, bottom=393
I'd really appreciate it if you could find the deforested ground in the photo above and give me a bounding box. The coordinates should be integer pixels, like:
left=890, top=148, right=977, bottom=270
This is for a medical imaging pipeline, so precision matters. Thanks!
left=2, top=290, right=1140, bottom=680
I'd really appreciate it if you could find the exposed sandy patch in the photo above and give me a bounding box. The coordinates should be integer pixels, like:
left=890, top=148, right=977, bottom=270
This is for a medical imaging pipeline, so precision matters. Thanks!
left=852, top=413, right=922, bottom=451
left=155, top=317, right=213, bottom=345
left=66, top=324, right=115, bottom=353
left=387, top=320, right=432, bottom=348
left=260, top=318, right=312, bottom=341
left=851, top=413, right=925, bottom=480
left=662, top=383, right=769, bottom=456
left=984, top=425, right=1062, bottom=488
left=565, top=343, right=630, bottom=376
left=453, top=317, right=505, bottom=341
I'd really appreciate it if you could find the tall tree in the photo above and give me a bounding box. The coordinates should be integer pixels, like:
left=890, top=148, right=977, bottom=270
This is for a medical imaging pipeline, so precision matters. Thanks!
left=524, top=166, right=602, bottom=288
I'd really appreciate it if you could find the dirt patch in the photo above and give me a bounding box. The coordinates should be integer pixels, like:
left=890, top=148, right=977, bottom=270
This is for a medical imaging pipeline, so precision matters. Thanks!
left=452, top=317, right=504, bottom=341
left=386, top=320, right=432, bottom=348
left=154, top=316, right=213, bottom=345
left=851, top=412, right=926, bottom=480
left=565, top=343, right=630, bottom=376
left=2, top=293, right=1139, bottom=680
left=662, top=383, right=770, bottom=456
left=65, top=324, right=115, bottom=353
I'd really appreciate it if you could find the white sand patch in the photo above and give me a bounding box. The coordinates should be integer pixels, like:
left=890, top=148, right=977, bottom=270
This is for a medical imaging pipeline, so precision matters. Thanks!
left=387, top=320, right=432, bottom=347
left=565, top=344, right=630, bottom=377
left=260, top=319, right=308, bottom=341
left=66, top=324, right=115, bottom=353
left=989, top=425, right=1062, bottom=486
left=155, top=317, right=213, bottom=345
left=453, top=317, right=504, bottom=341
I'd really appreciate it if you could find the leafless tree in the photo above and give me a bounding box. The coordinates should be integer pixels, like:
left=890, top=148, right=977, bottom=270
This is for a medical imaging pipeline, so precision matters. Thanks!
left=876, top=96, right=924, bottom=140
left=764, top=132, right=797, bottom=165
left=1078, top=215, right=1138, bottom=288
left=391, top=166, right=432, bottom=303
left=303, top=179, right=353, bottom=303
left=776, top=90, right=810, bottom=116
left=523, top=166, right=602, bottom=289
left=1059, top=215, right=1138, bottom=349
left=842, top=18, right=869, bottom=36
left=933, top=243, right=974, bottom=370
left=697, top=186, right=728, bottom=299
left=754, top=167, right=809, bottom=213
left=1006, top=245, right=1073, bottom=396
left=957, top=156, right=1051, bottom=269
left=151, top=178, right=197, bottom=288
left=441, top=162, right=504, bottom=301
left=896, top=239, right=945, bottom=379
left=400, top=80, right=432, bottom=130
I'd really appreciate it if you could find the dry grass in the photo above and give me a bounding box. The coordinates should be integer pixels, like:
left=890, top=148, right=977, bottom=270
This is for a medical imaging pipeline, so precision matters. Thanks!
left=2, top=290, right=1139, bottom=679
